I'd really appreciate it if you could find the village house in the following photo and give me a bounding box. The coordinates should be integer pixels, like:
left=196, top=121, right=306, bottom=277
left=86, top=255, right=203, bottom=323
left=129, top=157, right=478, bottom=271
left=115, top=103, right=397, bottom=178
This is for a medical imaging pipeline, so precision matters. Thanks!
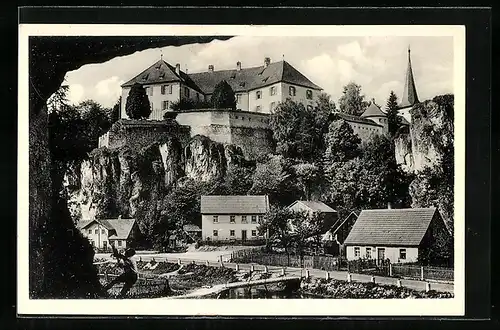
left=200, top=195, right=270, bottom=241
left=167, top=224, right=203, bottom=248
left=321, top=211, right=359, bottom=256
left=120, top=57, right=323, bottom=120
left=343, top=208, right=452, bottom=264
left=76, top=218, right=142, bottom=251
left=287, top=200, right=338, bottom=235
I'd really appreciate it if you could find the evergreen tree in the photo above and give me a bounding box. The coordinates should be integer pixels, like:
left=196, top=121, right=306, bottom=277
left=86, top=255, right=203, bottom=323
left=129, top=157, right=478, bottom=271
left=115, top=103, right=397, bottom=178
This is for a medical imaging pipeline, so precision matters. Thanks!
left=324, top=118, right=362, bottom=164
left=125, top=83, right=151, bottom=119
left=338, top=82, right=369, bottom=116
left=385, top=91, right=401, bottom=138
left=210, top=80, right=236, bottom=110
left=108, top=96, right=121, bottom=124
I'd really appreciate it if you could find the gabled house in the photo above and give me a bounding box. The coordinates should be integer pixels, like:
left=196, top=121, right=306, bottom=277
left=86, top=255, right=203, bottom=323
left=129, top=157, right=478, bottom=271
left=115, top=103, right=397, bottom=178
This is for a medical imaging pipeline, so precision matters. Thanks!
left=77, top=218, right=142, bottom=251
left=287, top=200, right=338, bottom=236
left=321, top=211, right=359, bottom=256
left=200, top=195, right=270, bottom=241
left=343, top=208, right=452, bottom=264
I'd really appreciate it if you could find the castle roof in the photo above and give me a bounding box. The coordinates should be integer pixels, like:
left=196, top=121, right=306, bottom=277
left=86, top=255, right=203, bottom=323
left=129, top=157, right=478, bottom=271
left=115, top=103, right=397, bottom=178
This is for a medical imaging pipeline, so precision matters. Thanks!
left=123, top=58, right=322, bottom=95
left=361, top=101, right=387, bottom=118
left=398, top=47, right=420, bottom=109
left=121, top=59, right=203, bottom=94
left=334, top=112, right=384, bottom=127
left=189, top=60, right=322, bottom=94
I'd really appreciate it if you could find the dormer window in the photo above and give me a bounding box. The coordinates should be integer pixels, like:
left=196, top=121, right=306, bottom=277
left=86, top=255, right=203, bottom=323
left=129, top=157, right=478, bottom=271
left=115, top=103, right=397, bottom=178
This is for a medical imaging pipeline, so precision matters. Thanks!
left=239, top=82, right=246, bottom=87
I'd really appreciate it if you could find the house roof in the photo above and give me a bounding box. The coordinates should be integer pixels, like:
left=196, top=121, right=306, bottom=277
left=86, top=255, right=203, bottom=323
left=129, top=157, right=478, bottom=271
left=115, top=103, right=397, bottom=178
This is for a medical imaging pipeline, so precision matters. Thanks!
left=201, top=195, right=269, bottom=214
left=121, top=59, right=203, bottom=93
left=126, top=59, right=322, bottom=96
left=361, top=102, right=387, bottom=118
left=183, top=224, right=201, bottom=232
left=343, top=208, right=438, bottom=246
left=334, top=112, right=384, bottom=127
left=288, top=200, right=337, bottom=213
left=77, top=218, right=137, bottom=240
left=331, top=211, right=359, bottom=235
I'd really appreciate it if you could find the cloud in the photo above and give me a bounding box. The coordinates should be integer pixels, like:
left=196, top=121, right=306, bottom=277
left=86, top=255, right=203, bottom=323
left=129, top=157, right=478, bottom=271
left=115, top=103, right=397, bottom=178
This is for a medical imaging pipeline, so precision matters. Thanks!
left=67, top=84, right=85, bottom=105
left=94, top=76, right=124, bottom=106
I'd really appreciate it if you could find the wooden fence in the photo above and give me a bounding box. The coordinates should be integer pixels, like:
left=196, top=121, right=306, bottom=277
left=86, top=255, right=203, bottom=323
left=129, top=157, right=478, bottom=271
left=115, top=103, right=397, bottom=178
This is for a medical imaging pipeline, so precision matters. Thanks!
left=230, top=249, right=453, bottom=283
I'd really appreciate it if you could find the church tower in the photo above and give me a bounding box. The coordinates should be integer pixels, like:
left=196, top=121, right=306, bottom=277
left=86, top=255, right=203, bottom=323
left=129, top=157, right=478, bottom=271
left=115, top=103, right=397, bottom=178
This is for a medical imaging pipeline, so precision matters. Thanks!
left=398, top=46, right=420, bottom=122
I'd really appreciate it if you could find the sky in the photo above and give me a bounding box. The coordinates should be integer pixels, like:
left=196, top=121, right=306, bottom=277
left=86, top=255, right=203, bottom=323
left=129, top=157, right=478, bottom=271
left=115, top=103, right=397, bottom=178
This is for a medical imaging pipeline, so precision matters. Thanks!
left=63, top=35, right=454, bottom=110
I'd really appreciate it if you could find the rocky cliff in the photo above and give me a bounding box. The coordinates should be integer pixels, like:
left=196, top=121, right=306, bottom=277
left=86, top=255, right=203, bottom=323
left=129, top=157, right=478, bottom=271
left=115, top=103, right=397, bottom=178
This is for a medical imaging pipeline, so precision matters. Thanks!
left=395, top=95, right=454, bottom=173
left=65, top=134, right=246, bottom=236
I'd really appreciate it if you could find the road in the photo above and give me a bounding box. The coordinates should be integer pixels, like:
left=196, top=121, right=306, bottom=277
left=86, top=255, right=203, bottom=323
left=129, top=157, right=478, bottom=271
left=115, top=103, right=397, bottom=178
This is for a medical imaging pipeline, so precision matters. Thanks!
left=94, top=251, right=454, bottom=293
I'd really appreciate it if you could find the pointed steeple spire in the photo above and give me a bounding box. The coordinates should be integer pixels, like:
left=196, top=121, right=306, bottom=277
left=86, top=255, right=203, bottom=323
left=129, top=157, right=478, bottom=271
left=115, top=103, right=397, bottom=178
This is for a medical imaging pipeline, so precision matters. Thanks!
left=399, top=45, right=419, bottom=108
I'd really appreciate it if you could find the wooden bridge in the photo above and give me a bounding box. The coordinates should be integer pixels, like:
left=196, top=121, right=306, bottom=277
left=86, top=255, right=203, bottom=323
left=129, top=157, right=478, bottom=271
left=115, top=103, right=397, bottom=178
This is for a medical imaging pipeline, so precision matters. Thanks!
left=169, top=276, right=302, bottom=299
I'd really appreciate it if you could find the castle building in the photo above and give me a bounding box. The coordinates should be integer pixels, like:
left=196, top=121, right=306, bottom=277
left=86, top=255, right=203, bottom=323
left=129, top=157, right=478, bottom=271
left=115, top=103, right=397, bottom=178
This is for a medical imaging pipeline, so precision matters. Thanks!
left=120, top=57, right=323, bottom=120
left=397, top=46, right=420, bottom=123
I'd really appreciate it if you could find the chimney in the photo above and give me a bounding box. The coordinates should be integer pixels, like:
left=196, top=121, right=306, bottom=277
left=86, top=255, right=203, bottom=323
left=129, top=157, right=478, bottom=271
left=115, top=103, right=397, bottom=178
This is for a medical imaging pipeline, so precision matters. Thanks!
left=175, top=63, right=180, bottom=75
left=264, top=57, right=271, bottom=68
left=208, top=64, right=214, bottom=72
left=237, top=61, right=241, bottom=71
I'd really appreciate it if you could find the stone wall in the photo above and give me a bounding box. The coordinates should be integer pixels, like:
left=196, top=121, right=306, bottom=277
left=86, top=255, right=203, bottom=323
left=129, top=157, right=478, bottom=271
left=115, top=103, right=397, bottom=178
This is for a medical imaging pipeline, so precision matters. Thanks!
left=176, top=109, right=274, bottom=159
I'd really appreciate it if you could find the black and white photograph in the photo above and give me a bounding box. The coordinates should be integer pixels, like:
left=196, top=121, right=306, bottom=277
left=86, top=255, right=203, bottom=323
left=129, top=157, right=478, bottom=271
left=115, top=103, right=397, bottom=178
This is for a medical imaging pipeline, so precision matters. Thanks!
left=19, top=23, right=465, bottom=316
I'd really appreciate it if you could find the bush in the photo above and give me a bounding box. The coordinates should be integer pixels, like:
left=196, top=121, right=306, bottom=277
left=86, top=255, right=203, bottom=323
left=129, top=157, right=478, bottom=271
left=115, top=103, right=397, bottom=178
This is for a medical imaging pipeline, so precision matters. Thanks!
left=125, top=83, right=151, bottom=119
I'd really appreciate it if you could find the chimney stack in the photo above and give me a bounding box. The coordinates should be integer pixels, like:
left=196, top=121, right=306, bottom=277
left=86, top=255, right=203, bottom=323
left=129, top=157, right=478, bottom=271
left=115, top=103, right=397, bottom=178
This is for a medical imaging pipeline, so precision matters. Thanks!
left=264, top=57, right=271, bottom=68
left=175, top=63, right=180, bottom=75
left=208, top=64, right=214, bottom=72
left=237, top=61, right=241, bottom=71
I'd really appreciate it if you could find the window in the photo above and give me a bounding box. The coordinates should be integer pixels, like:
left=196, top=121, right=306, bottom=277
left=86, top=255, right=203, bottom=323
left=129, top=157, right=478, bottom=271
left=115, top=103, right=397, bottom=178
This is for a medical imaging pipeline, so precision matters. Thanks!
left=196, top=93, right=200, bottom=101
left=185, top=87, right=190, bottom=97
left=213, top=230, right=218, bottom=237
left=366, top=247, right=372, bottom=259
left=88, top=229, right=92, bottom=234
left=213, top=215, right=219, bottom=223
left=236, top=94, right=242, bottom=103
left=289, top=86, right=296, bottom=96
left=251, top=215, right=257, bottom=223
left=230, top=230, right=235, bottom=237
left=241, top=215, right=248, bottom=223
left=162, top=100, right=169, bottom=110
left=90, top=240, right=95, bottom=247
left=256, top=91, right=262, bottom=99
left=256, top=105, right=262, bottom=112
left=168, top=85, right=173, bottom=94
left=354, top=247, right=360, bottom=258
left=118, top=240, right=122, bottom=247
left=103, top=241, right=107, bottom=249
left=251, top=230, right=257, bottom=237
left=161, top=85, right=166, bottom=94
left=230, top=216, right=235, bottom=223
left=95, top=229, right=98, bottom=234
left=399, top=249, right=407, bottom=260
left=270, top=102, right=276, bottom=112
left=258, top=215, right=264, bottom=223
left=306, top=89, right=313, bottom=100
left=270, top=86, right=277, bottom=96
left=101, top=229, right=105, bottom=234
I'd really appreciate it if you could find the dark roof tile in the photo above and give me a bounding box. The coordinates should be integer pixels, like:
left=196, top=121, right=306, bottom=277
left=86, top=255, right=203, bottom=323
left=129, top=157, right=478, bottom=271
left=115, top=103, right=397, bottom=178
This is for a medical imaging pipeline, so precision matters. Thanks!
left=344, top=208, right=437, bottom=246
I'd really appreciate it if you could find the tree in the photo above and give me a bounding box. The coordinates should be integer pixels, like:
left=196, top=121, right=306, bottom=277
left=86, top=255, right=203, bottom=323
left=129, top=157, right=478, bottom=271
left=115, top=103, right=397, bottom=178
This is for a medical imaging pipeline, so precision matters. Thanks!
left=269, top=99, right=325, bottom=162
left=248, top=155, right=301, bottom=207
left=220, top=164, right=255, bottom=195
left=107, top=96, right=121, bottom=124
left=338, top=82, right=369, bottom=116
left=47, top=85, right=70, bottom=113
left=324, top=118, right=362, bottom=164
left=210, top=80, right=236, bottom=110
left=292, top=162, right=320, bottom=201
left=125, top=83, right=151, bottom=119
left=257, top=205, right=298, bottom=263
left=76, top=100, right=112, bottom=145
left=290, top=211, right=325, bottom=257
left=385, top=91, right=402, bottom=138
